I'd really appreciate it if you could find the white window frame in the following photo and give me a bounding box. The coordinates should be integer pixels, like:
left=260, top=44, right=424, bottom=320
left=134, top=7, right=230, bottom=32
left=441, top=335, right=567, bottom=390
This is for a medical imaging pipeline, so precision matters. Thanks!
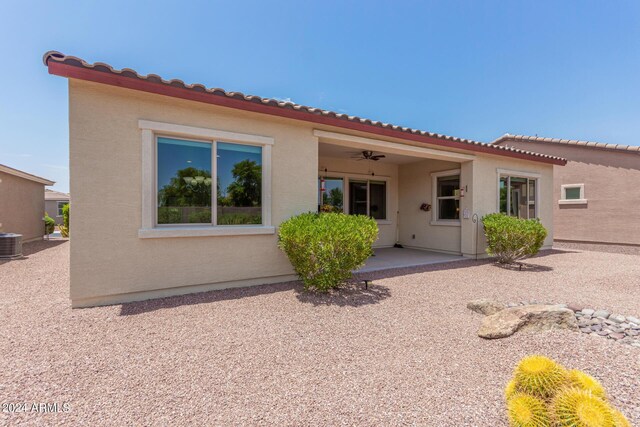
left=56, top=201, right=68, bottom=217
left=496, top=168, right=540, bottom=219
left=559, top=183, right=587, bottom=205
left=431, top=169, right=461, bottom=226
left=138, top=120, right=274, bottom=238
left=317, top=171, right=391, bottom=224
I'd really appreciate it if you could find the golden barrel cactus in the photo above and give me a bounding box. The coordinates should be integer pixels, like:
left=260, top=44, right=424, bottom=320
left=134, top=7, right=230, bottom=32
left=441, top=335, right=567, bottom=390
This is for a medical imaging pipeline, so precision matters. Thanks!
left=567, top=369, right=607, bottom=400
left=507, top=393, right=550, bottom=427
left=552, top=388, right=614, bottom=427
left=513, top=355, right=568, bottom=399
left=611, top=409, right=631, bottom=427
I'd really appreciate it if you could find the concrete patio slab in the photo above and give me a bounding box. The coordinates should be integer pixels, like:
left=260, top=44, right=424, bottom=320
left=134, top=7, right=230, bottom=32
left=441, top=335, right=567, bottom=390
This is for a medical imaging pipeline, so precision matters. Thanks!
left=358, top=247, right=464, bottom=273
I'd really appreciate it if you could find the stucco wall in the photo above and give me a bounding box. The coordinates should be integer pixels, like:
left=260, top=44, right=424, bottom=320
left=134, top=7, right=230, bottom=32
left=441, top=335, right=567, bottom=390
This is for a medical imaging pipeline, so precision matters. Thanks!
left=398, top=159, right=462, bottom=253
left=69, top=80, right=318, bottom=306
left=318, top=155, right=398, bottom=247
left=470, top=154, right=555, bottom=251
left=496, top=140, right=640, bottom=245
left=0, top=171, right=45, bottom=242
left=68, top=79, right=557, bottom=306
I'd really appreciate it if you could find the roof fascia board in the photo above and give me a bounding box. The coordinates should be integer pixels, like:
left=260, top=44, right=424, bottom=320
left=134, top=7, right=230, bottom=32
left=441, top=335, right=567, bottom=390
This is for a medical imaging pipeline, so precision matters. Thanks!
left=0, top=165, right=55, bottom=185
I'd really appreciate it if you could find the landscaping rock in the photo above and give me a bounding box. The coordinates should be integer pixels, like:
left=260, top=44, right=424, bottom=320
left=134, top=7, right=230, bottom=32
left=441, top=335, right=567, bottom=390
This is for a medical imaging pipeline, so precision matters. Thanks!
left=580, top=308, right=595, bottom=316
left=593, top=310, right=610, bottom=319
left=626, top=316, right=640, bottom=325
left=466, top=299, right=506, bottom=316
left=567, top=303, right=583, bottom=312
left=609, top=332, right=625, bottom=340
left=609, top=314, right=626, bottom=324
left=478, top=304, right=578, bottom=339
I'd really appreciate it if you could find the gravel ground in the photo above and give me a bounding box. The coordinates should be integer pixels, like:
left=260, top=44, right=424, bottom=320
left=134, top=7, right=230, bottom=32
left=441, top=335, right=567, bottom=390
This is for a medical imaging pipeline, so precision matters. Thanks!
left=1, top=241, right=639, bottom=426
left=555, top=240, right=640, bottom=256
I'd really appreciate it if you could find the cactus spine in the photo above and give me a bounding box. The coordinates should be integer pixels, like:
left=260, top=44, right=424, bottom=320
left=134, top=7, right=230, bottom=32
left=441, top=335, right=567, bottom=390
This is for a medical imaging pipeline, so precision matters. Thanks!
left=513, top=355, right=568, bottom=399
left=551, top=388, right=614, bottom=427
left=507, top=393, right=550, bottom=427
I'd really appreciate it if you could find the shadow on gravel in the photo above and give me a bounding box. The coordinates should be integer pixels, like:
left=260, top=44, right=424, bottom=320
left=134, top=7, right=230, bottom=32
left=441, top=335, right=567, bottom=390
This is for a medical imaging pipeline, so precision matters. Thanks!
left=294, top=282, right=391, bottom=307
left=119, top=281, right=299, bottom=316
left=495, top=262, right=554, bottom=272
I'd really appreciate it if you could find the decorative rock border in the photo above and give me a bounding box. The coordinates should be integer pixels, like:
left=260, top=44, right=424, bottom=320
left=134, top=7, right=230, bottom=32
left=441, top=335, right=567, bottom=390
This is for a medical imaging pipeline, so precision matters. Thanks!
left=504, top=301, right=640, bottom=348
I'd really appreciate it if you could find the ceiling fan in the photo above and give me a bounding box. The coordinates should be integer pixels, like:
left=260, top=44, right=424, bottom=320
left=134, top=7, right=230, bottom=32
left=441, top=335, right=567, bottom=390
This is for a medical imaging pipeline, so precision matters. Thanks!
left=351, top=150, right=386, bottom=161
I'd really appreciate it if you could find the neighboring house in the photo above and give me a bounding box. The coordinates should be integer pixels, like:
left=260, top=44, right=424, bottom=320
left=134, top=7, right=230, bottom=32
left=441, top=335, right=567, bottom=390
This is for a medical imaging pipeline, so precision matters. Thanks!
left=0, top=164, right=55, bottom=242
left=493, top=134, right=640, bottom=246
left=44, top=51, right=566, bottom=307
left=45, top=189, right=70, bottom=225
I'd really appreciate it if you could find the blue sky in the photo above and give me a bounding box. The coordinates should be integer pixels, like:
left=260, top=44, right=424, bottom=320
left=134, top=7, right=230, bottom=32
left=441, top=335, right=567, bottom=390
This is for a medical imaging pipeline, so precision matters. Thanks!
left=1, top=1, right=639, bottom=193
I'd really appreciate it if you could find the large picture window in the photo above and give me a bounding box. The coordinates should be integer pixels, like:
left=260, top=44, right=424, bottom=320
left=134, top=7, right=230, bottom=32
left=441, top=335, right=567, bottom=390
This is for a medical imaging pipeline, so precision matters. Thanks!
left=499, top=173, right=538, bottom=219
left=156, top=136, right=262, bottom=226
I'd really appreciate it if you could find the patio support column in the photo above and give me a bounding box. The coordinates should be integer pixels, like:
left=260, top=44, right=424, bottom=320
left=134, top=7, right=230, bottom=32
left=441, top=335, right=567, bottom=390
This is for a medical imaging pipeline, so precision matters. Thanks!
left=460, top=160, right=478, bottom=258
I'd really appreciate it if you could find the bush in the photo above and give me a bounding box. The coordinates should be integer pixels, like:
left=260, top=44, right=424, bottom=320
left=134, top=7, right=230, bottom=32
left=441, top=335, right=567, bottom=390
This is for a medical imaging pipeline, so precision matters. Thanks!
left=482, top=213, right=547, bottom=264
left=44, top=214, right=55, bottom=235
left=278, top=212, right=378, bottom=292
left=59, top=204, right=70, bottom=237
left=505, top=355, right=630, bottom=427
left=62, top=203, right=69, bottom=229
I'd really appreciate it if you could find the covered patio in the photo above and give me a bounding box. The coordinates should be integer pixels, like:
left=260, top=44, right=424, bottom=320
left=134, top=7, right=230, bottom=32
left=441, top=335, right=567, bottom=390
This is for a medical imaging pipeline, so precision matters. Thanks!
left=316, top=129, right=477, bottom=257
left=358, top=247, right=465, bottom=273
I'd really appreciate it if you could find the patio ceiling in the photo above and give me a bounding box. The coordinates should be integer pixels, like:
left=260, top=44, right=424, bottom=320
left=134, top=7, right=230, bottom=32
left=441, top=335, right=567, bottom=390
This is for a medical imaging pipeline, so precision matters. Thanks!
left=319, top=142, right=423, bottom=165
left=315, top=129, right=475, bottom=164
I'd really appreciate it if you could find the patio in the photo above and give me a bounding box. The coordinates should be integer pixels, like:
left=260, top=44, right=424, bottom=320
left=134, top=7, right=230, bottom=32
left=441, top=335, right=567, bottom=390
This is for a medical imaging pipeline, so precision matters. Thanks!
left=359, top=247, right=464, bottom=272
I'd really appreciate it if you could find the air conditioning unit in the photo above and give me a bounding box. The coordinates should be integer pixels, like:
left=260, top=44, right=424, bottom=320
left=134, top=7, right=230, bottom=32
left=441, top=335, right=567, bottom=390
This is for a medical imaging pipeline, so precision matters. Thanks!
left=0, top=233, right=23, bottom=259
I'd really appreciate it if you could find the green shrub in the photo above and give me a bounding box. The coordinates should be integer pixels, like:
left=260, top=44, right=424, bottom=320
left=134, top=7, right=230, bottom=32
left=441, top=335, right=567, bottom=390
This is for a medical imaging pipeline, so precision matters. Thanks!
left=278, top=212, right=378, bottom=292
left=62, top=203, right=70, bottom=229
left=44, top=214, right=55, bottom=235
left=188, top=209, right=212, bottom=223
left=482, top=213, right=547, bottom=264
left=59, top=204, right=70, bottom=237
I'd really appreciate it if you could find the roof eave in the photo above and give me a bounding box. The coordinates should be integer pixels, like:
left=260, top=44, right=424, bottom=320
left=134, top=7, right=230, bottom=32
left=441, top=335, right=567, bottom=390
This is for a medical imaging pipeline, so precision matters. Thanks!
left=0, top=164, right=55, bottom=186
left=47, top=60, right=566, bottom=166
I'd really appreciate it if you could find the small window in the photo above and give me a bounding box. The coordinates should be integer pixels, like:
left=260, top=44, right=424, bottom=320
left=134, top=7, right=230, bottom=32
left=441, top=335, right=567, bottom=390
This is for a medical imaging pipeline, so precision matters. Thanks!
left=57, top=201, right=69, bottom=217
left=431, top=169, right=461, bottom=225
left=434, top=173, right=460, bottom=221
left=560, top=184, right=586, bottom=204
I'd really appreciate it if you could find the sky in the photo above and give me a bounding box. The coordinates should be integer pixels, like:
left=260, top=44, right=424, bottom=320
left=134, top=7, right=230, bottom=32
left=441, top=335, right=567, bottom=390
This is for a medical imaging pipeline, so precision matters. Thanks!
left=1, top=1, right=639, bottom=193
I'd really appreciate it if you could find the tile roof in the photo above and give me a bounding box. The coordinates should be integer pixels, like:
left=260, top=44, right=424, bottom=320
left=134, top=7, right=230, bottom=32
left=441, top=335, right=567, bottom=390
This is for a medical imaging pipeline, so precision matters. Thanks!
left=0, top=164, right=55, bottom=185
left=45, top=189, right=70, bottom=200
left=43, top=51, right=566, bottom=165
left=493, top=134, right=640, bottom=153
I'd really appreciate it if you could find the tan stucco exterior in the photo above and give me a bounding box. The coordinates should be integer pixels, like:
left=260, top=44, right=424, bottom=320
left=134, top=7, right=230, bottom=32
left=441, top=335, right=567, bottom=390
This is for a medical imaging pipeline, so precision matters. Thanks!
left=494, top=138, right=640, bottom=245
left=68, top=79, right=555, bottom=307
left=0, top=171, right=48, bottom=242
